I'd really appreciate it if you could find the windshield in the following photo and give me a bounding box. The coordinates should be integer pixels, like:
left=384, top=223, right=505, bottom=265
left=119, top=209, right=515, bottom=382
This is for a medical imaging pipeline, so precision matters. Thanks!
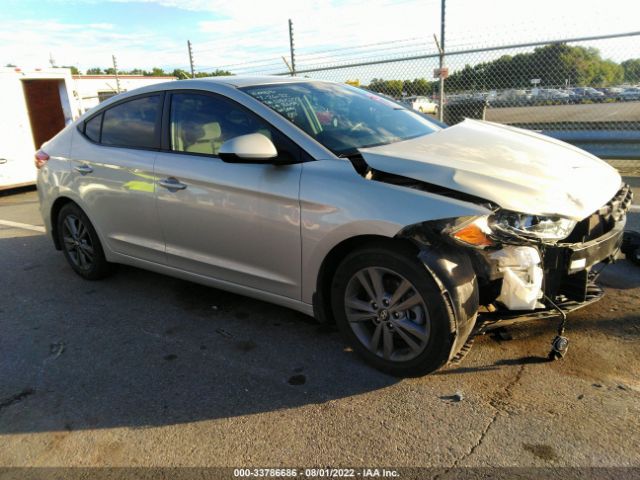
left=241, top=82, right=440, bottom=156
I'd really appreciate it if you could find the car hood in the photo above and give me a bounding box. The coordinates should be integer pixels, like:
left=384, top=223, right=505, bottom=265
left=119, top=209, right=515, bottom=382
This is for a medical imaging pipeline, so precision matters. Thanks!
left=358, top=119, right=621, bottom=220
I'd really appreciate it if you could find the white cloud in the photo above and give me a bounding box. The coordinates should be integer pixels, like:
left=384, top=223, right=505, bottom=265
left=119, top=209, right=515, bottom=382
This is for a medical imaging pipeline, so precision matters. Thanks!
left=1, top=0, right=637, bottom=76
left=0, top=19, right=187, bottom=71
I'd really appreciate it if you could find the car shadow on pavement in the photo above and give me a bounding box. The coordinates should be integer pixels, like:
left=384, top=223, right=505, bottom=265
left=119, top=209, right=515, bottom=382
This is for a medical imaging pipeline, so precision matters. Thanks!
left=597, top=259, right=640, bottom=289
left=0, top=234, right=399, bottom=434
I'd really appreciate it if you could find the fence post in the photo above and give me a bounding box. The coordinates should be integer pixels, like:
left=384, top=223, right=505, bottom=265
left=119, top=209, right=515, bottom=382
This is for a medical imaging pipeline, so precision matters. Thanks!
left=288, top=19, right=296, bottom=76
left=188, top=40, right=195, bottom=78
left=112, top=55, right=121, bottom=93
left=438, top=0, right=446, bottom=122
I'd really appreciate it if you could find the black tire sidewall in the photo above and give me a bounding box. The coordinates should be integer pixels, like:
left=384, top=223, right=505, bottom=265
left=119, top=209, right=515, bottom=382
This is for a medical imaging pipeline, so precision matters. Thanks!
left=331, top=245, right=455, bottom=376
left=57, top=203, right=112, bottom=280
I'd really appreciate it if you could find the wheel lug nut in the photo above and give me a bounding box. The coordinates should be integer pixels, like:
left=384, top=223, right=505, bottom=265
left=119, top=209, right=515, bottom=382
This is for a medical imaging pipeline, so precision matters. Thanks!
left=372, top=303, right=378, bottom=309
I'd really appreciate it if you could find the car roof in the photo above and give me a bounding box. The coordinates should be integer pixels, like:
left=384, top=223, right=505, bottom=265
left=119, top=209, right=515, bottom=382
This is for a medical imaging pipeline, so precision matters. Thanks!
left=85, top=75, right=328, bottom=114
left=207, top=75, right=319, bottom=88
left=151, top=75, right=320, bottom=90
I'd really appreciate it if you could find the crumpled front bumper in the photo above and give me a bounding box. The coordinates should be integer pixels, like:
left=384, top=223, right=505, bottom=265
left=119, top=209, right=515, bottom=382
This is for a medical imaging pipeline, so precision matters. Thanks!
left=476, top=184, right=630, bottom=328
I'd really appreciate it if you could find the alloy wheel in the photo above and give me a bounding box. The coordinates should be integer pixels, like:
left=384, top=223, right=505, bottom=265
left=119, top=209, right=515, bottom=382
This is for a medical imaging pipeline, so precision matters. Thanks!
left=344, top=267, right=430, bottom=362
left=62, top=214, right=95, bottom=270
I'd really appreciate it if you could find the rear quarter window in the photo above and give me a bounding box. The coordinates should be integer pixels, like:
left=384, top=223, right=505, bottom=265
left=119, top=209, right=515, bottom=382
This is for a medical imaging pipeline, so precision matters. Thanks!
left=100, top=95, right=162, bottom=149
left=84, top=113, right=102, bottom=142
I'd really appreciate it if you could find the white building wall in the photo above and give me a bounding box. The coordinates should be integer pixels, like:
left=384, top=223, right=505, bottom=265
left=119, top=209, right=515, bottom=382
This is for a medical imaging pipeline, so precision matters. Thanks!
left=73, top=75, right=176, bottom=113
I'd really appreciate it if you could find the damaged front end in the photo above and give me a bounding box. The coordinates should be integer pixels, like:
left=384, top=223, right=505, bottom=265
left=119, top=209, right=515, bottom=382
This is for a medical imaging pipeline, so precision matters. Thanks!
left=398, top=180, right=632, bottom=357
left=473, top=183, right=631, bottom=325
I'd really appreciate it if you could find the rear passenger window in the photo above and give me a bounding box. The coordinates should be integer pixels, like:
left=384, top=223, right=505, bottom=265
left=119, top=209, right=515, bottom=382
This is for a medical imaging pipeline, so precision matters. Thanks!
left=101, top=95, right=162, bottom=149
left=84, top=113, right=102, bottom=142
left=170, top=93, right=272, bottom=156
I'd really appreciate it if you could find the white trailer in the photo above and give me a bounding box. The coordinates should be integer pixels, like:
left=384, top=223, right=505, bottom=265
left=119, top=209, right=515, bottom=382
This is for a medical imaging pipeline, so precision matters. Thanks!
left=0, top=67, right=78, bottom=190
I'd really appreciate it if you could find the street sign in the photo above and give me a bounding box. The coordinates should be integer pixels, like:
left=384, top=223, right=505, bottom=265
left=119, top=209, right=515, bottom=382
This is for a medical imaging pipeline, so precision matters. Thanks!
left=433, top=67, right=449, bottom=79
left=530, top=78, right=541, bottom=85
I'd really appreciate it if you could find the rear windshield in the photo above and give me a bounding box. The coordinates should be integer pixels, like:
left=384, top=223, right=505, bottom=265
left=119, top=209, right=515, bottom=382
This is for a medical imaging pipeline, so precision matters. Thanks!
left=242, top=82, right=440, bottom=156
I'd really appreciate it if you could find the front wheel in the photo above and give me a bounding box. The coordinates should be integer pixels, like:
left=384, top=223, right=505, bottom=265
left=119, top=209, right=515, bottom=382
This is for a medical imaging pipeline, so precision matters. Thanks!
left=331, top=244, right=456, bottom=376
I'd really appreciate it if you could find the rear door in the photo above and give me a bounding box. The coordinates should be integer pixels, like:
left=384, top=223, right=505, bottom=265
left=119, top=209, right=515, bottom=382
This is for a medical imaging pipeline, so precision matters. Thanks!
left=70, top=93, right=166, bottom=263
left=153, top=91, right=303, bottom=299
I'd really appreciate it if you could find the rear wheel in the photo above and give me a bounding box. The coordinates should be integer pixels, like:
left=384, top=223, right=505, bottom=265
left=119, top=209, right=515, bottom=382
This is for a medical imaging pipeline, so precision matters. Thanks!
left=331, top=244, right=455, bottom=376
left=57, top=203, right=114, bottom=280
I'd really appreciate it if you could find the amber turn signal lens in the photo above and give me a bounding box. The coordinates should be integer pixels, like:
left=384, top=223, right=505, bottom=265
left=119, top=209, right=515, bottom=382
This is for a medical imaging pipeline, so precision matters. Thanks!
left=452, top=223, right=493, bottom=247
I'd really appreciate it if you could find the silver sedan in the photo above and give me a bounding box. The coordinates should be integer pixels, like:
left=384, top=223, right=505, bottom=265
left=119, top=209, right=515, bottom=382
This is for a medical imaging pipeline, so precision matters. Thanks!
left=36, top=76, right=629, bottom=375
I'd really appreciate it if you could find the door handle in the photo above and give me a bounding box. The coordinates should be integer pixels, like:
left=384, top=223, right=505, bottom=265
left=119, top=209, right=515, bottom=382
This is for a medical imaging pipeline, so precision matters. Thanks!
left=159, top=177, right=187, bottom=191
left=74, top=164, right=93, bottom=175
left=0, top=158, right=7, bottom=165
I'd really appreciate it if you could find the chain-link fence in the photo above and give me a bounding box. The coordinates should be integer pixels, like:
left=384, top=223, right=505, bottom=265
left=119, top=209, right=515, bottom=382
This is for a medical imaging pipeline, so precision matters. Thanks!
left=205, top=31, right=640, bottom=136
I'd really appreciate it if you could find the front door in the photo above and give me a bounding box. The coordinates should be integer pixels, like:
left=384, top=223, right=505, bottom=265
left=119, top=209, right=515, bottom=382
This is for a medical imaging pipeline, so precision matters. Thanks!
left=154, top=92, right=303, bottom=299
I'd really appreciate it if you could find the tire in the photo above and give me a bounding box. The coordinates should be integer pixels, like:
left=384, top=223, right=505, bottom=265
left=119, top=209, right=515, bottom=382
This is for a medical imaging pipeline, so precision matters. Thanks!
left=331, top=243, right=456, bottom=376
left=56, top=202, right=114, bottom=280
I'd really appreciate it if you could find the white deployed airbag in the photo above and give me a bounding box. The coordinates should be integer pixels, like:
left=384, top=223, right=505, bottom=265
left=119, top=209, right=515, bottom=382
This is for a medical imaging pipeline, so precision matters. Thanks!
left=490, top=246, right=544, bottom=310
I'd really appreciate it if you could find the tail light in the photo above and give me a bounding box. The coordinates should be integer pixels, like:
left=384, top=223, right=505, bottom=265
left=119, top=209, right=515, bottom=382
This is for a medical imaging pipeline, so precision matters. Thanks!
left=34, top=150, right=49, bottom=169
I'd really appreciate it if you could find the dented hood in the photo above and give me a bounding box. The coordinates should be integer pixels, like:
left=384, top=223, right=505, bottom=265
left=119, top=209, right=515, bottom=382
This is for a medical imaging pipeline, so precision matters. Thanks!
left=358, top=119, right=621, bottom=220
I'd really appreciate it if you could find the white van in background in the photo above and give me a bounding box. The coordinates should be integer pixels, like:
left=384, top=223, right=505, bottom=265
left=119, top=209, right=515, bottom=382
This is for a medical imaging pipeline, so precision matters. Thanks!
left=0, top=67, right=77, bottom=190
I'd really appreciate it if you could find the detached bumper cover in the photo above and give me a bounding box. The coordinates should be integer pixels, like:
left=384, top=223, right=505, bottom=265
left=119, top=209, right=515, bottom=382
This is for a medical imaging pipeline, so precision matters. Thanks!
left=477, top=281, right=604, bottom=332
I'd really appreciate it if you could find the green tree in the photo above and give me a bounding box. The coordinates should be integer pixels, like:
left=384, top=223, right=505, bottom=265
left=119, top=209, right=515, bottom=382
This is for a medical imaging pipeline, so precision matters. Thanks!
left=147, top=67, right=167, bottom=76
left=86, top=67, right=103, bottom=74
left=59, top=65, right=80, bottom=74
left=367, top=78, right=404, bottom=97
left=194, top=69, right=232, bottom=78
left=444, top=43, right=624, bottom=92
left=403, top=78, right=432, bottom=96
left=621, top=59, right=640, bottom=83
left=172, top=69, right=191, bottom=80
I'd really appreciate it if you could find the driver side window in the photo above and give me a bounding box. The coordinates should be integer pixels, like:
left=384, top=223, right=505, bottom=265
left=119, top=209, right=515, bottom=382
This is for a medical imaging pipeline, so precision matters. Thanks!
left=170, top=93, right=273, bottom=156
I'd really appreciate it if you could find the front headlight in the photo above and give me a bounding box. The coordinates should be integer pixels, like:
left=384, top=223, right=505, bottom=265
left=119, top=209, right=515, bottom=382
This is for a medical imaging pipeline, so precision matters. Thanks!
left=489, top=210, right=577, bottom=241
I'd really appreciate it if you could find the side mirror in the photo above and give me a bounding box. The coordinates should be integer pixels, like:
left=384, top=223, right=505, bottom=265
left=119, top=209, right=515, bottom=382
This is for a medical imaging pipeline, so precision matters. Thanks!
left=218, top=133, right=278, bottom=163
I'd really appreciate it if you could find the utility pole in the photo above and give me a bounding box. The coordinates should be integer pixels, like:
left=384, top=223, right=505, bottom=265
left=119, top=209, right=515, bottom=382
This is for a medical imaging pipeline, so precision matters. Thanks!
left=438, top=0, right=446, bottom=122
left=112, top=55, right=121, bottom=93
left=187, top=40, right=195, bottom=78
left=288, top=19, right=296, bottom=76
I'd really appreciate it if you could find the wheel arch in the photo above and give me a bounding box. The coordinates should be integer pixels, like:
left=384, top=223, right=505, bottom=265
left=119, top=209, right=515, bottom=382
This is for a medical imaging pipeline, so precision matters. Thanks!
left=50, top=196, right=76, bottom=250
left=314, top=225, right=479, bottom=362
left=313, top=234, right=418, bottom=324
left=50, top=196, right=106, bottom=254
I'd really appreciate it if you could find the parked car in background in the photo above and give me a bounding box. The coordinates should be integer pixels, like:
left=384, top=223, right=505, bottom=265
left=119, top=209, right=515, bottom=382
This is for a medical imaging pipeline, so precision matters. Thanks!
left=403, top=95, right=438, bottom=114
left=533, top=88, right=571, bottom=102
left=618, top=87, right=640, bottom=101
left=36, top=77, right=631, bottom=376
left=597, top=87, right=623, bottom=98
left=572, top=87, right=605, bottom=101
left=495, top=89, right=530, bottom=104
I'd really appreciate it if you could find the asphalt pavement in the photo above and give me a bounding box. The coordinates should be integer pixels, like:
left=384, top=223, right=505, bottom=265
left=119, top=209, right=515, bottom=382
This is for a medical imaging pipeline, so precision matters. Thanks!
left=0, top=186, right=639, bottom=470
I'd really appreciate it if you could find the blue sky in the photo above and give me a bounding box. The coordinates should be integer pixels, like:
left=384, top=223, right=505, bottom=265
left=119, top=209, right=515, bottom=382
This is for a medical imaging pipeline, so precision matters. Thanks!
left=0, top=0, right=638, bottom=76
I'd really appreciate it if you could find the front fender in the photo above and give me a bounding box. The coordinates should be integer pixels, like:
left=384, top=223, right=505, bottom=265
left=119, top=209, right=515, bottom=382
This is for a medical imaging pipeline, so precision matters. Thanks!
left=300, top=159, right=490, bottom=304
left=415, top=243, right=479, bottom=359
